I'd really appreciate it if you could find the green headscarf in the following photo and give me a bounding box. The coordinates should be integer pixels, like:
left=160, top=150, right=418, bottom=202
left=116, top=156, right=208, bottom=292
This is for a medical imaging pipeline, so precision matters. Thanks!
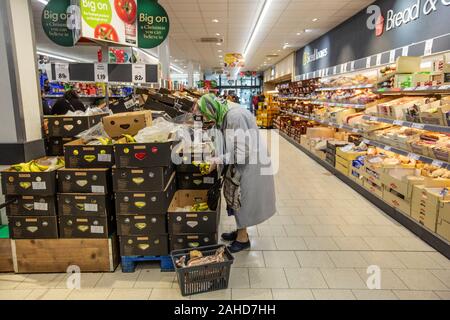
left=198, top=94, right=229, bottom=127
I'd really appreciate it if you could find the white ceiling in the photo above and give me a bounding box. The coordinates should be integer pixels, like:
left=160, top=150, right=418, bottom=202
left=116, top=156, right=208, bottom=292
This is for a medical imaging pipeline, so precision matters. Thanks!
left=31, top=0, right=375, bottom=73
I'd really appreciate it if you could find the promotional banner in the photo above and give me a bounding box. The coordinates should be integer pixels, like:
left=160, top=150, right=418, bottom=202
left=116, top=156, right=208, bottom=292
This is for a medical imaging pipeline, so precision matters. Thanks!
left=224, top=53, right=245, bottom=68
left=41, top=0, right=80, bottom=47
left=78, top=0, right=137, bottom=46
left=137, top=0, right=170, bottom=49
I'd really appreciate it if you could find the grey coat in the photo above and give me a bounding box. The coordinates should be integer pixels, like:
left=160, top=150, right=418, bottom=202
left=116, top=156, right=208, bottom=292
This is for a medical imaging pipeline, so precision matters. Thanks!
left=218, top=107, right=277, bottom=229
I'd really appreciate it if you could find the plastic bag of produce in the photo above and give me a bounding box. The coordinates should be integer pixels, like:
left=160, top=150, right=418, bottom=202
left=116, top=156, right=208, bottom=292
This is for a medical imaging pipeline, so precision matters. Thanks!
left=134, top=118, right=183, bottom=143
left=76, top=122, right=111, bottom=143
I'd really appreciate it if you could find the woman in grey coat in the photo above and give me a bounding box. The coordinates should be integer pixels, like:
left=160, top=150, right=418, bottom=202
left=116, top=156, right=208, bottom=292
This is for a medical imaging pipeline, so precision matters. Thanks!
left=197, top=94, right=277, bottom=253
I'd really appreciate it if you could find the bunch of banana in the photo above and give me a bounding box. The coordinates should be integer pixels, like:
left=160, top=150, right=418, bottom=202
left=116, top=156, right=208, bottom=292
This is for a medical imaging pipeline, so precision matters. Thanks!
left=122, top=134, right=136, bottom=143
left=192, top=161, right=211, bottom=175
left=191, top=202, right=209, bottom=212
left=97, top=137, right=113, bottom=145
left=11, top=160, right=49, bottom=172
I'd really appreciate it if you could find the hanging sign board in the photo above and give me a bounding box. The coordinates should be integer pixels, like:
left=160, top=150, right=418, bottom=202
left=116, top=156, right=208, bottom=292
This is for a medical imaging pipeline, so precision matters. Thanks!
left=137, top=0, right=170, bottom=49
left=132, top=64, right=146, bottom=83
left=55, top=63, right=70, bottom=82
left=41, top=0, right=79, bottom=47
left=95, top=63, right=109, bottom=82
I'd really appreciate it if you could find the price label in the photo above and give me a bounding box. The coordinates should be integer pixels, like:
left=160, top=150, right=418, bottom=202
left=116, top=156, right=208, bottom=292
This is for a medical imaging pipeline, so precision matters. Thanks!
left=94, top=63, right=108, bottom=83
left=393, top=120, right=404, bottom=126
left=55, top=63, right=70, bottom=82
left=339, top=124, right=344, bottom=129
left=439, top=85, right=450, bottom=90
left=389, top=50, right=396, bottom=63
left=124, top=99, right=135, bottom=110
left=32, top=182, right=46, bottom=190
left=333, top=66, right=337, bottom=74
left=376, top=54, right=382, bottom=66
left=402, top=46, right=409, bottom=57
left=366, top=57, right=371, bottom=68
left=424, top=39, right=434, bottom=56
left=363, top=139, right=370, bottom=144
left=350, top=61, right=355, bottom=71
left=404, top=87, right=415, bottom=91
left=412, top=123, right=425, bottom=130
left=408, top=153, right=421, bottom=161
left=352, top=128, right=359, bottom=133
left=384, top=145, right=392, bottom=151
left=369, top=116, right=378, bottom=122
left=34, top=202, right=48, bottom=211
left=432, top=160, right=445, bottom=168
left=84, top=203, right=98, bottom=212
left=132, top=64, right=146, bottom=84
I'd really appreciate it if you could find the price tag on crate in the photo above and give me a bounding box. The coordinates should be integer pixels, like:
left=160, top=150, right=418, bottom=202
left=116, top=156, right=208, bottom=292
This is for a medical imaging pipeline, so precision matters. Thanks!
left=408, top=153, right=421, bottom=161
left=393, top=120, right=404, bottom=126
left=132, top=64, right=146, bottom=84
left=55, top=63, right=70, bottom=82
left=432, top=160, right=445, bottom=168
left=424, top=39, right=434, bottom=56
left=411, top=123, right=425, bottom=130
left=94, top=63, right=108, bottom=83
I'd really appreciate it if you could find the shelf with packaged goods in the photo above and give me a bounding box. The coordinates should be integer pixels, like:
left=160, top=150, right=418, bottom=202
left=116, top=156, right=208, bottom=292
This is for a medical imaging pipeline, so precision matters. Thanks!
left=311, top=101, right=367, bottom=109
left=315, top=84, right=374, bottom=92
left=375, top=85, right=450, bottom=95
left=277, top=96, right=312, bottom=101
left=362, top=115, right=450, bottom=134
left=45, top=95, right=106, bottom=99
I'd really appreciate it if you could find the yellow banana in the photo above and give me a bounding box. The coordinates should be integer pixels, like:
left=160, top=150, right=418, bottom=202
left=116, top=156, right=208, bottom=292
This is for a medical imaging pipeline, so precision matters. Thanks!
left=30, top=161, right=42, bottom=172
left=122, top=134, right=136, bottom=143
left=35, top=162, right=49, bottom=171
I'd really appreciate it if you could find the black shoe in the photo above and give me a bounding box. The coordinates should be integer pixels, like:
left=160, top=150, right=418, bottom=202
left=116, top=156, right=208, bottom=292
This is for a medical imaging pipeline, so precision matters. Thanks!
left=228, top=240, right=251, bottom=253
left=221, top=231, right=238, bottom=242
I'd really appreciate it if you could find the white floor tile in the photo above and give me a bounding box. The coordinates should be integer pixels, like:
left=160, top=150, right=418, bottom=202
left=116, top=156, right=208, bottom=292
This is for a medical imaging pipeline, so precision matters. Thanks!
left=321, top=269, right=367, bottom=289
left=263, top=251, right=300, bottom=268
left=107, top=289, right=152, bottom=300
left=296, top=251, right=335, bottom=268
left=327, top=252, right=369, bottom=268
left=249, top=268, right=289, bottom=289
left=332, top=237, right=371, bottom=250
left=393, top=290, right=441, bottom=300
left=393, top=269, right=448, bottom=291
left=233, top=251, right=266, bottom=268
left=304, top=237, right=339, bottom=251
left=272, top=289, right=314, bottom=300
left=312, top=289, right=356, bottom=300
left=232, top=289, right=273, bottom=300
left=352, top=289, right=398, bottom=300
left=284, top=268, right=328, bottom=289
left=274, top=237, right=307, bottom=250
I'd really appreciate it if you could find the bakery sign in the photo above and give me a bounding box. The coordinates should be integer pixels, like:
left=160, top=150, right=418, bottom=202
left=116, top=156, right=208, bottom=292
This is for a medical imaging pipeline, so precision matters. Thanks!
left=367, top=0, right=450, bottom=37
left=303, top=48, right=328, bottom=66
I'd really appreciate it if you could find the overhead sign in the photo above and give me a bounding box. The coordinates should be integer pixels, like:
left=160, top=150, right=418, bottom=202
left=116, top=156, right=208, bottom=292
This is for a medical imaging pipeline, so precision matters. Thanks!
left=79, top=0, right=137, bottom=46
left=137, top=0, right=170, bottom=49
left=41, top=0, right=80, bottom=47
left=224, top=53, right=245, bottom=68
left=303, top=48, right=328, bottom=66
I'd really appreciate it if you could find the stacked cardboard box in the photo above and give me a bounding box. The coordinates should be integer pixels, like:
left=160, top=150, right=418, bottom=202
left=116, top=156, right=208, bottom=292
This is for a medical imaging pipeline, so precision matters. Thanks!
left=2, top=158, right=60, bottom=239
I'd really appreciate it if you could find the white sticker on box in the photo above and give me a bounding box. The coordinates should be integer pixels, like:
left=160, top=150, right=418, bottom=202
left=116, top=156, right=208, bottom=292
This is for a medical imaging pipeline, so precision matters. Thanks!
left=84, top=203, right=98, bottom=212
left=91, top=185, right=105, bottom=193
left=369, top=116, right=378, bottom=122
left=124, top=99, right=135, bottom=109
left=98, top=154, right=111, bottom=162
left=90, top=226, right=104, bottom=234
left=32, top=182, right=46, bottom=190
left=402, top=46, right=409, bottom=57
left=203, top=177, right=215, bottom=184
left=432, top=160, right=445, bottom=168
left=33, top=202, right=48, bottom=211
left=424, top=39, right=433, bottom=56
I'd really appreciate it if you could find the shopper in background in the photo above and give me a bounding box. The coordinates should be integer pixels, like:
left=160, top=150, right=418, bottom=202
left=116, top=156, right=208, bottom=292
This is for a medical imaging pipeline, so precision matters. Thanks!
left=196, top=94, right=277, bottom=253
left=41, top=90, right=51, bottom=115
left=51, top=89, right=86, bottom=115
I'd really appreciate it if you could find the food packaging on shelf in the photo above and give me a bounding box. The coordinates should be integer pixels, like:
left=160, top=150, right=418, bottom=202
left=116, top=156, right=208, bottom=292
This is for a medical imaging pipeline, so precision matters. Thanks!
left=419, top=103, right=450, bottom=126
left=117, top=215, right=167, bottom=236
left=114, top=173, right=176, bottom=215
left=57, top=168, right=111, bottom=194
left=396, top=56, right=422, bottom=74
left=363, top=178, right=384, bottom=198
left=120, top=235, right=169, bottom=256
left=167, top=190, right=220, bottom=234
left=411, top=185, right=450, bottom=232
left=6, top=195, right=57, bottom=216
left=381, top=168, right=423, bottom=200
left=64, top=139, right=115, bottom=168
left=57, top=194, right=114, bottom=217
left=102, top=111, right=152, bottom=138
left=59, top=215, right=115, bottom=239
left=306, top=127, right=335, bottom=139
left=8, top=216, right=59, bottom=239
left=437, top=201, right=450, bottom=242
left=112, top=166, right=175, bottom=193
left=383, top=188, right=411, bottom=215
left=45, top=113, right=108, bottom=138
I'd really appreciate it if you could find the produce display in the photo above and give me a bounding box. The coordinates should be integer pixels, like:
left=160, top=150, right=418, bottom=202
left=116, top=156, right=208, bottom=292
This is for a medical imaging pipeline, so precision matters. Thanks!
left=9, top=157, right=64, bottom=172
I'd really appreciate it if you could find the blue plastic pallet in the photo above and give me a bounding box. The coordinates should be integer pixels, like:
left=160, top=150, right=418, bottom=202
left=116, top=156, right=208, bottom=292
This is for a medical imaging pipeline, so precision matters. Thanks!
left=121, top=255, right=174, bottom=273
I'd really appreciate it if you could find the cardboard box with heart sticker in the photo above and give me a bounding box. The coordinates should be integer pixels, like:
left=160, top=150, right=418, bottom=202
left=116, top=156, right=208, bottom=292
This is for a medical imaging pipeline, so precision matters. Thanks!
left=64, top=139, right=115, bottom=168
left=119, top=235, right=169, bottom=256
left=114, top=140, right=176, bottom=168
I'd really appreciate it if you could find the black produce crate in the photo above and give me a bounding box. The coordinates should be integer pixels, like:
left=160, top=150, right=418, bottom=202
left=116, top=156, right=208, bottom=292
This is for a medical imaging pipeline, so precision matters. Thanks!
left=176, top=172, right=217, bottom=190
left=171, top=244, right=234, bottom=296
left=120, top=235, right=169, bottom=256
left=6, top=195, right=57, bottom=216
left=8, top=216, right=59, bottom=239
left=170, top=233, right=218, bottom=251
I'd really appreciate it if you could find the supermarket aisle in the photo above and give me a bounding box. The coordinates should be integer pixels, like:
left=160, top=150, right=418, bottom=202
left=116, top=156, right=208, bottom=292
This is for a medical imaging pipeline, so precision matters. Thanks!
left=1, top=131, right=450, bottom=300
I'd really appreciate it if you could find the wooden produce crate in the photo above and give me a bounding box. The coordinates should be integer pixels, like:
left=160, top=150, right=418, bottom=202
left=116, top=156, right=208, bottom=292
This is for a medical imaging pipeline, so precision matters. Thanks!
left=0, top=238, right=13, bottom=273
left=12, top=235, right=119, bottom=273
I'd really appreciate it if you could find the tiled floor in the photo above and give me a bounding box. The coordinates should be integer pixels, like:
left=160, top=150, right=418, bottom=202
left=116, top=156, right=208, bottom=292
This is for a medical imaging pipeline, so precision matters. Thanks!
left=1, top=131, right=449, bottom=300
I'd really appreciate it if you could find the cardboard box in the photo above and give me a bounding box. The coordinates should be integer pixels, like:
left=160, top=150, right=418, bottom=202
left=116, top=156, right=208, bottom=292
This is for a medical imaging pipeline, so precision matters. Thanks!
left=109, top=96, right=138, bottom=114
left=8, top=216, right=58, bottom=239
left=112, top=166, right=174, bottom=192
left=114, top=141, right=175, bottom=168
left=57, top=193, right=113, bottom=217
left=300, top=135, right=310, bottom=150
left=167, top=190, right=220, bottom=234
left=115, top=173, right=176, bottom=215
left=45, top=114, right=107, bottom=138
left=102, top=111, right=152, bottom=138
left=410, top=185, right=450, bottom=231
left=436, top=201, right=450, bottom=242
left=335, top=159, right=351, bottom=176
left=169, top=233, right=218, bottom=251
left=6, top=195, right=57, bottom=216
left=361, top=164, right=384, bottom=188
left=396, top=56, right=421, bottom=73
left=120, top=235, right=169, bottom=256
left=383, top=189, right=411, bottom=216
left=64, top=139, right=115, bottom=168
left=335, top=148, right=366, bottom=161
left=1, top=169, right=57, bottom=196
left=58, top=168, right=111, bottom=194
left=117, top=215, right=167, bottom=236
left=177, top=171, right=218, bottom=190
left=381, top=169, right=424, bottom=199
left=363, top=178, right=383, bottom=198
left=46, top=137, right=77, bottom=156
left=59, top=215, right=115, bottom=239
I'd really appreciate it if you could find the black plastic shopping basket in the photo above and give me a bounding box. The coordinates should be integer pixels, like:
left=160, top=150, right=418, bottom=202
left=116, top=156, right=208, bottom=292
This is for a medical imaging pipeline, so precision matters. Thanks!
left=171, top=244, right=234, bottom=296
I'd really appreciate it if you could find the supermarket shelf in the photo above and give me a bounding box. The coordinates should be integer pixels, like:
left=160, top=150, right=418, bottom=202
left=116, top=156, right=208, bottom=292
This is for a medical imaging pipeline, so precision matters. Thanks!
left=311, top=101, right=367, bottom=108
left=279, top=130, right=450, bottom=259
left=362, top=115, right=450, bottom=134
left=278, top=96, right=312, bottom=100
left=361, top=138, right=450, bottom=170
left=375, top=85, right=450, bottom=95
left=45, top=95, right=105, bottom=98
left=315, top=84, right=374, bottom=91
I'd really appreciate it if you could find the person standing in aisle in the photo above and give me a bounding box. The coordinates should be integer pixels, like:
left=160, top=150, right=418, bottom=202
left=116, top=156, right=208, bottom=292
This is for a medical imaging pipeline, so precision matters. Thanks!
left=196, top=94, right=277, bottom=253
left=51, top=89, right=86, bottom=115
